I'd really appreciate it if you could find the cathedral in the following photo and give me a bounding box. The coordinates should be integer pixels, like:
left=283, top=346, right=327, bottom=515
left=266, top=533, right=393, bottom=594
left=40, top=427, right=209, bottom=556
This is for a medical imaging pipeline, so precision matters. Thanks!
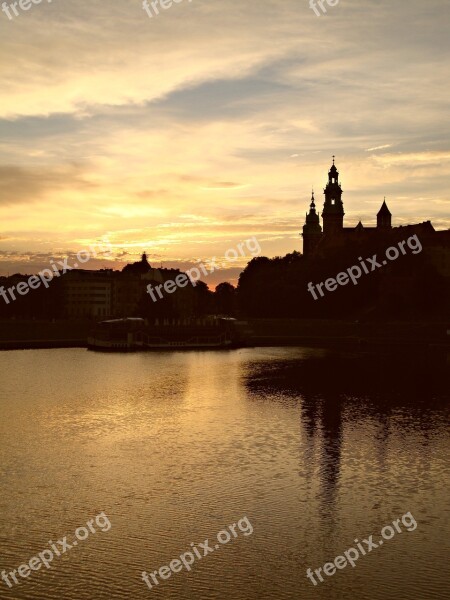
left=301, top=157, right=436, bottom=257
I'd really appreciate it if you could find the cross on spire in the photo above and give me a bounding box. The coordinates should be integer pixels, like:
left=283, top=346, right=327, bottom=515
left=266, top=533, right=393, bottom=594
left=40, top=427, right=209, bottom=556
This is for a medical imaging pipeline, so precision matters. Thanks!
left=332, top=155, right=335, bottom=165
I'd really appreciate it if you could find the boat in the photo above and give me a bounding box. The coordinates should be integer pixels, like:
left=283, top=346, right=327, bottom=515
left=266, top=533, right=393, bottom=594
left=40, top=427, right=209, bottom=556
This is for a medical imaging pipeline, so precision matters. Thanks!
left=87, top=316, right=247, bottom=351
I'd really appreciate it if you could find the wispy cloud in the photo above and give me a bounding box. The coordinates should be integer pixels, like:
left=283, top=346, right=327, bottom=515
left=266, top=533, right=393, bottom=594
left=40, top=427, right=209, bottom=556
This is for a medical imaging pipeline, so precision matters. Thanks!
left=366, top=144, right=392, bottom=152
left=0, top=0, right=449, bottom=275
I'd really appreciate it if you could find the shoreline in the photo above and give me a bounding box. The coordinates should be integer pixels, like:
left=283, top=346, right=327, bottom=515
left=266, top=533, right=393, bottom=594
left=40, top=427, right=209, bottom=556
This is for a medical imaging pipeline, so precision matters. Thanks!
left=0, top=318, right=448, bottom=352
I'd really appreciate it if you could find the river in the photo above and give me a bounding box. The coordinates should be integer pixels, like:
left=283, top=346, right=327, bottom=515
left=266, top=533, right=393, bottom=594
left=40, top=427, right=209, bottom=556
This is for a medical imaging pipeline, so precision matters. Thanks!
left=0, top=347, right=448, bottom=599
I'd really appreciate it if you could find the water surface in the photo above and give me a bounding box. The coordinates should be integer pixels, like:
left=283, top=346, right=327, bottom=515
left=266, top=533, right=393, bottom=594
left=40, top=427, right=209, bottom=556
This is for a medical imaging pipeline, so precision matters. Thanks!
left=0, top=347, right=448, bottom=599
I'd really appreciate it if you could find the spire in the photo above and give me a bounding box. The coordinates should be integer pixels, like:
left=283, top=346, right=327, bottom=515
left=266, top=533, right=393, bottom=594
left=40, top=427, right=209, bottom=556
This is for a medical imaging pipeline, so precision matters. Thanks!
left=377, top=197, right=391, bottom=216
left=328, top=155, right=338, bottom=179
left=377, top=197, right=392, bottom=229
left=302, top=189, right=322, bottom=257
left=306, top=190, right=319, bottom=221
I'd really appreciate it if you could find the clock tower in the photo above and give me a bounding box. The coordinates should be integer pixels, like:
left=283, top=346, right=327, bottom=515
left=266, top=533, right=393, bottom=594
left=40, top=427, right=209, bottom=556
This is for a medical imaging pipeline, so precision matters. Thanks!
left=321, top=157, right=344, bottom=235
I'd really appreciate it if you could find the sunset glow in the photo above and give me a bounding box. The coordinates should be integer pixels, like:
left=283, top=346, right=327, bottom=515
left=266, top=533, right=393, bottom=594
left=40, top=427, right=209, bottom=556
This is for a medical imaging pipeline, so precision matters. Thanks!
left=1, top=0, right=449, bottom=286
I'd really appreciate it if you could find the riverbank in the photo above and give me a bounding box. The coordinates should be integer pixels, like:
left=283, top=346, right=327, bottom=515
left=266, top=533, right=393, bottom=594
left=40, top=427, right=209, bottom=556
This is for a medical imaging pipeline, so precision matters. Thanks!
left=248, top=318, right=450, bottom=350
left=0, top=318, right=448, bottom=352
left=0, top=320, right=90, bottom=350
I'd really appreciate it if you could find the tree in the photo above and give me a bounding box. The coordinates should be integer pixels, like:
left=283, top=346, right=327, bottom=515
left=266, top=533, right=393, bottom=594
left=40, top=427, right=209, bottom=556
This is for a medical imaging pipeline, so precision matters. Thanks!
left=214, top=282, right=237, bottom=315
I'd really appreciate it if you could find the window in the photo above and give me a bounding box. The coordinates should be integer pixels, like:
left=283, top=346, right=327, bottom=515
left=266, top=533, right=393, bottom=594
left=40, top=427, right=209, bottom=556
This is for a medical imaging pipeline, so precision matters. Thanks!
left=331, top=199, right=335, bottom=205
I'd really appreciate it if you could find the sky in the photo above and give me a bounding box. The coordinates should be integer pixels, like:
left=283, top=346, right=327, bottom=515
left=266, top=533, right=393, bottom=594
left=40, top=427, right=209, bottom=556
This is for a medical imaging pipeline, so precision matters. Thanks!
left=0, top=0, right=449, bottom=287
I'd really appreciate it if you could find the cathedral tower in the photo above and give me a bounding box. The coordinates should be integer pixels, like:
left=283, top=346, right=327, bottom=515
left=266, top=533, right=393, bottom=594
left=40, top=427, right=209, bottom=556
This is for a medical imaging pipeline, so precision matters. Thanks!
left=377, top=198, right=392, bottom=229
left=302, top=191, right=322, bottom=257
left=321, top=157, right=344, bottom=235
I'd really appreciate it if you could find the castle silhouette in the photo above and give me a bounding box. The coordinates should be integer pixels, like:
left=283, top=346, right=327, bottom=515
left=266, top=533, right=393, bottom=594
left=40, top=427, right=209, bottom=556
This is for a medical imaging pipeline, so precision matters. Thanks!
left=302, top=157, right=437, bottom=257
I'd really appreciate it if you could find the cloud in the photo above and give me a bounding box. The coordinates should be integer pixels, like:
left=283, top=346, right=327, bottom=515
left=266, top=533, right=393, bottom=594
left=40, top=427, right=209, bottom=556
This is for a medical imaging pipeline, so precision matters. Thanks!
left=371, top=151, right=450, bottom=167
left=366, top=145, right=392, bottom=152
left=0, top=0, right=449, bottom=275
left=0, top=163, right=96, bottom=205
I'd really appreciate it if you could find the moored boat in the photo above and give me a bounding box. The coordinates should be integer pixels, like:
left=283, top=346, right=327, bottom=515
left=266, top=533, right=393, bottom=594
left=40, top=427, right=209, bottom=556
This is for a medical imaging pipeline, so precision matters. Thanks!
left=87, top=316, right=246, bottom=351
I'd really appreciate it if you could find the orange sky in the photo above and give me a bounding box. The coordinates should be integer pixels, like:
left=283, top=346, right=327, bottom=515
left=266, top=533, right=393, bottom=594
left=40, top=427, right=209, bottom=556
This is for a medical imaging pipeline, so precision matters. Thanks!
left=1, top=0, right=449, bottom=287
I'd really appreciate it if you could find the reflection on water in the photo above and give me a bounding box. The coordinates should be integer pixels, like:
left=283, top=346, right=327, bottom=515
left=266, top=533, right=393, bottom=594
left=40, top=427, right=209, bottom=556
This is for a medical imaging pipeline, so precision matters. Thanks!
left=244, top=350, right=449, bottom=546
left=0, top=347, right=448, bottom=600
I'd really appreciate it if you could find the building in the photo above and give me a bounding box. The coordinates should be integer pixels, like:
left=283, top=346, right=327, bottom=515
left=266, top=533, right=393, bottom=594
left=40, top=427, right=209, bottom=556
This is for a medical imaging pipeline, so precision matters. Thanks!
left=301, top=158, right=447, bottom=258
left=60, top=253, right=196, bottom=319
left=302, top=192, right=322, bottom=257
left=62, top=269, right=113, bottom=319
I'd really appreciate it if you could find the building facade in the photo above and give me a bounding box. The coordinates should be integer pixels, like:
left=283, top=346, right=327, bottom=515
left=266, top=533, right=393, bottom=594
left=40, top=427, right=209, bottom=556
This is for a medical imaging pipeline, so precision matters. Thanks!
left=61, top=254, right=196, bottom=319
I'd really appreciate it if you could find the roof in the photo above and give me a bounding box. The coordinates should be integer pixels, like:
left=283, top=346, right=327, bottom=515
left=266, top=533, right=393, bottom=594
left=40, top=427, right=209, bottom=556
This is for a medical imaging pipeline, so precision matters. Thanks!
left=377, top=200, right=392, bottom=216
